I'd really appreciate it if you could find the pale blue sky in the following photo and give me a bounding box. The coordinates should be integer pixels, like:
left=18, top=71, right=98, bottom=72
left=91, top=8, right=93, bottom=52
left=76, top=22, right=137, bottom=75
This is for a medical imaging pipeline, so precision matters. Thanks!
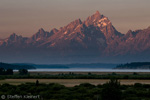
left=0, top=0, right=150, bottom=38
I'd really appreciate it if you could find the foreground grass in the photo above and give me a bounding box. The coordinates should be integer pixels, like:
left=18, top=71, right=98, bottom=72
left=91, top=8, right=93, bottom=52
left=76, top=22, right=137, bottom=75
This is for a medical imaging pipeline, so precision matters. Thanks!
left=0, top=79, right=150, bottom=100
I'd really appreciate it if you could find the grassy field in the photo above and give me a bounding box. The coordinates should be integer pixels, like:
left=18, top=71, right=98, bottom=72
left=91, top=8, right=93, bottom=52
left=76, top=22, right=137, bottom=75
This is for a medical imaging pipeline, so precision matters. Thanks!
left=1, top=79, right=150, bottom=87
left=1, top=72, right=150, bottom=87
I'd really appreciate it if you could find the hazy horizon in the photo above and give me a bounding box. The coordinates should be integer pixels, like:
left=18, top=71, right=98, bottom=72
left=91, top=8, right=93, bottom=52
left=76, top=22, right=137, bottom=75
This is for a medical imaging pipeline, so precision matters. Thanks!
left=0, top=0, right=150, bottom=38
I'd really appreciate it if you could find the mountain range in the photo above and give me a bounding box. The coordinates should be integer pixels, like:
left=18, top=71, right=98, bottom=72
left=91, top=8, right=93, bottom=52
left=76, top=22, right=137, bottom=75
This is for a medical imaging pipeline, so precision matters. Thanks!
left=1, top=11, right=150, bottom=64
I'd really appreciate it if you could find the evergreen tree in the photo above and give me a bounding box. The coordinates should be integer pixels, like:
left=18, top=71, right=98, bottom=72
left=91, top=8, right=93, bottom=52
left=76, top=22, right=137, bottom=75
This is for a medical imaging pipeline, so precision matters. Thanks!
left=101, top=79, right=122, bottom=100
left=36, top=80, right=39, bottom=86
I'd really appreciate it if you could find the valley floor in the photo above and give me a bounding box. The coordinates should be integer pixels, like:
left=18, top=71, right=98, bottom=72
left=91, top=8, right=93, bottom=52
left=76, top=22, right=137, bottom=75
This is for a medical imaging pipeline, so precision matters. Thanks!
left=1, top=79, right=150, bottom=87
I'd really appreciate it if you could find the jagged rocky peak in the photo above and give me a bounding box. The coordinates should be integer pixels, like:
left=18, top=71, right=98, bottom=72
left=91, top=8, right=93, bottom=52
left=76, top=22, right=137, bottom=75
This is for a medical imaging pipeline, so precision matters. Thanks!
left=89, top=11, right=102, bottom=20
left=61, top=18, right=83, bottom=33
left=9, top=33, right=18, bottom=37
left=127, top=30, right=133, bottom=33
left=31, top=28, right=51, bottom=41
left=66, top=19, right=82, bottom=28
left=126, top=29, right=139, bottom=36
left=8, top=33, right=22, bottom=40
left=32, top=28, right=45, bottom=37
left=125, top=30, right=134, bottom=37
left=84, top=11, right=103, bottom=26
left=50, top=28, right=58, bottom=33
left=84, top=11, right=113, bottom=33
left=126, top=30, right=133, bottom=34
left=93, top=11, right=103, bottom=20
left=95, top=11, right=101, bottom=15
left=84, top=11, right=123, bottom=37
left=146, top=26, right=150, bottom=30
left=73, top=19, right=82, bottom=24
left=38, top=28, right=45, bottom=34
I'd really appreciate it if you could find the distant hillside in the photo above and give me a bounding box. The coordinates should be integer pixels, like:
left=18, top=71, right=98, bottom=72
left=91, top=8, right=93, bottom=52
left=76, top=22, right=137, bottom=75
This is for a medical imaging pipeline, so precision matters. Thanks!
left=115, top=62, right=150, bottom=69
left=22, top=63, right=116, bottom=69
left=34, top=64, right=69, bottom=69
left=0, top=62, right=36, bottom=70
left=67, top=63, right=116, bottom=68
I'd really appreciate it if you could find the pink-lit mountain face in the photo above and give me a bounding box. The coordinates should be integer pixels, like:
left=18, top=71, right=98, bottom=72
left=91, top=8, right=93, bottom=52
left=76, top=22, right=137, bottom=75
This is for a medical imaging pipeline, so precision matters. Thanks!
left=0, top=11, right=150, bottom=63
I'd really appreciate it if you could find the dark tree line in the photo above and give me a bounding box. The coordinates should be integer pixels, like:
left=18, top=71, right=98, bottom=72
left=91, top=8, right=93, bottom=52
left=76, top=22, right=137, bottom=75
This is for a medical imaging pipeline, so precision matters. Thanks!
left=2, top=72, right=150, bottom=80
left=0, top=68, right=28, bottom=75
left=0, top=68, right=13, bottom=75
left=19, top=69, right=28, bottom=75
left=116, top=62, right=150, bottom=69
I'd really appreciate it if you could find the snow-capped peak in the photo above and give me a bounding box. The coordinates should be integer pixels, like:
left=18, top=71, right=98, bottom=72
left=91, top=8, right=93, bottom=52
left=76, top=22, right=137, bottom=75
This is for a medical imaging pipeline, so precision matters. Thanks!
left=83, top=11, right=112, bottom=28
left=96, top=17, right=111, bottom=28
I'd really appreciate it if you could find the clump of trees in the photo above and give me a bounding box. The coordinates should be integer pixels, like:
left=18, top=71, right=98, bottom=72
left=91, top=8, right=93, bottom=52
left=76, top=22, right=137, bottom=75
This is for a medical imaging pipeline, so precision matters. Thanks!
left=0, top=68, right=13, bottom=75
left=101, top=79, right=122, bottom=100
left=19, top=69, right=28, bottom=75
left=0, top=68, right=29, bottom=75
